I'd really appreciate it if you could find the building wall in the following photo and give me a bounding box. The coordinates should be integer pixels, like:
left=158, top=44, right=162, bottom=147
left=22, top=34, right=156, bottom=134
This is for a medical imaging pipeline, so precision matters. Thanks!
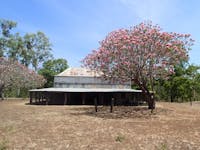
left=54, top=76, right=130, bottom=89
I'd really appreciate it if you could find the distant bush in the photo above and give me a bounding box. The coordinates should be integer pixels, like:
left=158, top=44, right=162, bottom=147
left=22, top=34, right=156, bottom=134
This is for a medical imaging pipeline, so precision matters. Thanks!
left=4, top=87, right=29, bottom=98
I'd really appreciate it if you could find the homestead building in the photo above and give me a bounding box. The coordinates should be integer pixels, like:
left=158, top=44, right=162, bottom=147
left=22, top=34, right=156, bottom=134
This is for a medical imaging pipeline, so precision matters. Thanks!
left=29, top=68, right=144, bottom=105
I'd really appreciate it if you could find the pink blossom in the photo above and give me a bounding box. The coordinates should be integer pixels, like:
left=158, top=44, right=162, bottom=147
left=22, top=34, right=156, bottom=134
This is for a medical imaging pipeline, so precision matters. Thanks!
left=82, top=21, right=194, bottom=96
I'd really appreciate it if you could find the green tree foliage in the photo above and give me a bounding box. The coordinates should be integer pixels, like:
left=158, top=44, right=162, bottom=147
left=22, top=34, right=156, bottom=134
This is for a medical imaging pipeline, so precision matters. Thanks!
left=38, top=59, right=68, bottom=87
left=156, top=63, right=200, bottom=102
left=0, top=19, right=53, bottom=71
left=6, top=33, right=24, bottom=61
left=0, top=19, right=56, bottom=98
left=23, top=32, right=53, bottom=71
left=0, top=19, right=17, bottom=56
left=185, top=65, right=200, bottom=101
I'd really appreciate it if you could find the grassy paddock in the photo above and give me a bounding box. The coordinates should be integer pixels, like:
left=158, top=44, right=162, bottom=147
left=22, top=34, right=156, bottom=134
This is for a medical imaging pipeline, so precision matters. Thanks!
left=0, top=100, right=200, bottom=149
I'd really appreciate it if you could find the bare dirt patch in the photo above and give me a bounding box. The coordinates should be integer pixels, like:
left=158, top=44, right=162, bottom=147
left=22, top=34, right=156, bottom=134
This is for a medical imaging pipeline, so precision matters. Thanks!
left=0, top=100, right=200, bottom=150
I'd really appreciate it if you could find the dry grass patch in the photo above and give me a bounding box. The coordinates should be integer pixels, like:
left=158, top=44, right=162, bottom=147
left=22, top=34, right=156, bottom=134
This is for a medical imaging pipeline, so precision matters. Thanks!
left=0, top=99, right=200, bottom=149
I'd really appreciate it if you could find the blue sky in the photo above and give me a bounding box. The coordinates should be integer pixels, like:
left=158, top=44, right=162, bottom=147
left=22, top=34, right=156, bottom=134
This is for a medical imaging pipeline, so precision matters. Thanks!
left=0, top=0, right=199, bottom=67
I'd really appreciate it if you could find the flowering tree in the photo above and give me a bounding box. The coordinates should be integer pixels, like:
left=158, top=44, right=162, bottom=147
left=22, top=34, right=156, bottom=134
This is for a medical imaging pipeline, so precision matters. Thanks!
left=82, top=22, right=194, bottom=109
left=0, top=57, right=46, bottom=99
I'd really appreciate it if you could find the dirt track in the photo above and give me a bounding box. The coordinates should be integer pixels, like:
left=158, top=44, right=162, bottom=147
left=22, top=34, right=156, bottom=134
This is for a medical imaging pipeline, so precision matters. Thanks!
left=0, top=100, right=200, bottom=150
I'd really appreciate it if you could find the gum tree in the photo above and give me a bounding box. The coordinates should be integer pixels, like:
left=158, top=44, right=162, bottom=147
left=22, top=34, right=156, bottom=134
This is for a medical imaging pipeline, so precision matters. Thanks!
left=0, top=57, right=46, bottom=99
left=0, top=19, right=17, bottom=56
left=23, top=32, right=53, bottom=71
left=82, top=22, right=194, bottom=109
left=38, top=58, right=68, bottom=87
left=0, top=19, right=53, bottom=72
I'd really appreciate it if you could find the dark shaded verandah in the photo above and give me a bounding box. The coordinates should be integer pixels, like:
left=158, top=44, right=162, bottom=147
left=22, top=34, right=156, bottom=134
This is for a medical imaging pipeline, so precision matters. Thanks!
left=29, top=88, right=145, bottom=106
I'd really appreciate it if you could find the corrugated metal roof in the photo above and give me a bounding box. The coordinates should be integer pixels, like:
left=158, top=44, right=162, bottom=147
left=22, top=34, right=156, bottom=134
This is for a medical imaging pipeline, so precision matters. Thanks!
left=56, top=68, right=102, bottom=77
left=29, top=88, right=142, bottom=93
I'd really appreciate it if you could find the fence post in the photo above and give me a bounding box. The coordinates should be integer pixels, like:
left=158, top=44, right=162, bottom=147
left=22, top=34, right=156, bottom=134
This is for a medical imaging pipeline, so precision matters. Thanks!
left=110, top=98, right=114, bottom=113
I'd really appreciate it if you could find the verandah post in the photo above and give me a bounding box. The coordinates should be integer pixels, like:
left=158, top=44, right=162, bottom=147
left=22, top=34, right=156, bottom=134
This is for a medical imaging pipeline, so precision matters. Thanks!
left=64, top=93, right=68, bottom=105
left=94, top=97, right=97, bottom=112
left=30, top=92, right=32, bottom=104
left=82, top=93, right=85, bottom=105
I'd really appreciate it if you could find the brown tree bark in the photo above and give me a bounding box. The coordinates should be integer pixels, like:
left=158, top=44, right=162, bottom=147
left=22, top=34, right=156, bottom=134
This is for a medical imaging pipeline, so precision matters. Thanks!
left=147, top=93, right=155, bottom=110
left=133, top=79, right=156, bottom=110
left=0, top=84, right=5, bottom=100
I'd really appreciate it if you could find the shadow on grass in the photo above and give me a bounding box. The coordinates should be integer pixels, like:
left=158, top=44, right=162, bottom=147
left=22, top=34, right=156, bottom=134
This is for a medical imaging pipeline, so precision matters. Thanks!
left=69, top=106, right=172, bottom=120
left=25, top=101, right=48, bottom=105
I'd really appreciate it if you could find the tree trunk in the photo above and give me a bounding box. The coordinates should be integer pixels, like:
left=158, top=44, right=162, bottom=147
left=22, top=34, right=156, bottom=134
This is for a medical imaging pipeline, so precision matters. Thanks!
left=170, top=95, right=174, bottom=102
left=0, top=84, right=5, bottom=100
left=190, top=97, right=192, bottom=106
left=132, top=79, right=155, bottom=110
left=0, top=91, right=3, bottom=100
left=17, top=88, right=20, bottom=97
left=147, top=93, right=155, bottom=110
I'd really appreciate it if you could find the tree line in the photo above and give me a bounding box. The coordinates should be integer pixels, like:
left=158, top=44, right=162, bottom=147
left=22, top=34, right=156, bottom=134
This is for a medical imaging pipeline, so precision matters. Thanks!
left=0, top=19, right=68, bottom=98
left=155, top=62, right=200, bottom=103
